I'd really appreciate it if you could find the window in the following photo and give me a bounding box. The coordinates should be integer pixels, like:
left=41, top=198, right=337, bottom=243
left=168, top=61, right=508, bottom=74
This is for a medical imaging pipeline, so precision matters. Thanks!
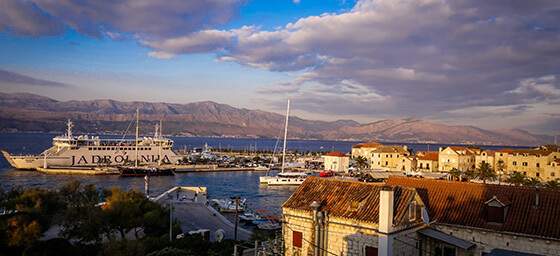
left=409, top=201, right=417, bottom=221
left=522, top=162, right=528, bottom=166
left=426, top=163, right=430, bottom=169
left=487, top=206, right=504, bottom=223
left=292, top=231, right=302, bottom=248
left=536, top=163, right=540, bottom=168
left=365, top=246, right=378, bottom=256
left=536, top=173, right=540, bottom=177
left=512, top=161, right=517, bottom=166
left=419, top=163, right=424, bottom=168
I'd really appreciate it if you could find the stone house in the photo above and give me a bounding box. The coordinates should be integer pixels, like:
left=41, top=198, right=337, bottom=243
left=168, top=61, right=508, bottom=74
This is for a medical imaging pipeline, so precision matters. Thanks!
left=387, top=177, right=560, bottom=256
left=351, top=141, right=383, bottom=161
left=493, top=145, right=560, bottom=181
left=438, top=146, right=480, bottom=172
left=322, top=151, right=350, bottom=173
left=416, top=151, right=439, bottom=172
left=475, top=150, right=495, bottom=170
left=282, top=177, right=427, bottom=256
left=370, top=145, right=411, bottom=172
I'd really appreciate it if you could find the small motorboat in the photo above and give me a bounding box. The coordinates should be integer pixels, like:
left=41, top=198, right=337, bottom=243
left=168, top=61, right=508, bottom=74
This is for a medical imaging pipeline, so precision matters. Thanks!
left=239, top=212, right=261, bottom=222
left=211, top=198, right=246, bottom=213
left=257, top=221, right=281, bottom=230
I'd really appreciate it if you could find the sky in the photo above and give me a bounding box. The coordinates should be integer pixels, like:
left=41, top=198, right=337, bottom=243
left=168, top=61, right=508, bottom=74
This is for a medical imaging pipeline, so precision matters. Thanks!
left=0, top=0, right=559, bottom=134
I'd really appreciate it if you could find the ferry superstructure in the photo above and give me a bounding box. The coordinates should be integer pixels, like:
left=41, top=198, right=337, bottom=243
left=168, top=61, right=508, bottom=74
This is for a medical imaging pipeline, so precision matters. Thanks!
left=1, top=120, right=182, bottom=170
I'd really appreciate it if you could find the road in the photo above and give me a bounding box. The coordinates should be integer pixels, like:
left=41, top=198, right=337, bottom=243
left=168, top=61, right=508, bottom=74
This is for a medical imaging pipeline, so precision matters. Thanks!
left=172, top=202, right=252, bottom=241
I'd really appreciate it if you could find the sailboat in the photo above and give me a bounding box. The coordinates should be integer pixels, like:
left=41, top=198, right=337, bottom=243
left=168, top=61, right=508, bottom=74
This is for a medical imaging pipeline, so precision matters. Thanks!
left=259, top=99, right=308, bottom=186
left=119, top=109, right=175, bottom=177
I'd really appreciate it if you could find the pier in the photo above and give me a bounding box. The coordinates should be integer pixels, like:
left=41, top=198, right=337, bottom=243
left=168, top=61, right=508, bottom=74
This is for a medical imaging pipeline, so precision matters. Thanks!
left=151, top=186, right=252, bottom=241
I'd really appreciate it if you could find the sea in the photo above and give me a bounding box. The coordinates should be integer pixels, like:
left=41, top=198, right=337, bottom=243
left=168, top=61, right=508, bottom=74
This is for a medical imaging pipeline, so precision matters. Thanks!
left=0, top=133, right=530, bottom=215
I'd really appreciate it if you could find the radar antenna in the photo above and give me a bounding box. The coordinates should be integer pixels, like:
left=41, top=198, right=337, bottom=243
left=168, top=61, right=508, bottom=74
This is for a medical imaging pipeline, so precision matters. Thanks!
left=66, top=119, right=74, bottom=139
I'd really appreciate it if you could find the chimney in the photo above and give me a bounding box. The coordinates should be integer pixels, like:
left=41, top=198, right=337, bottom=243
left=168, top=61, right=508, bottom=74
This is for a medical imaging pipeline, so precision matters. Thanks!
left=378, top=186, right=394, bottom=256
left=439, top=147, right=443, bottom=152
left=379, top=186, right=394, bottom=233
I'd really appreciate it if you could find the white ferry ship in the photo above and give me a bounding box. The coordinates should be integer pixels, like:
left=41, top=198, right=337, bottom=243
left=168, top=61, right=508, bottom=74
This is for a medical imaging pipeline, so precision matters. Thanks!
left=1, top=120, right=182, bottom=170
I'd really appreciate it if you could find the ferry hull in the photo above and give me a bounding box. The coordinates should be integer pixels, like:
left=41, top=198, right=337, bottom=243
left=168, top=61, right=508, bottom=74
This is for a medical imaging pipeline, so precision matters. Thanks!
left=1, top=151, right=43, bottom=170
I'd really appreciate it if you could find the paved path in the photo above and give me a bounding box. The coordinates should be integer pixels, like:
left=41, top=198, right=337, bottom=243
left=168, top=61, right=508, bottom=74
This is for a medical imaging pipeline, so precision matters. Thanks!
left=173, top=202, right=252, bottom=241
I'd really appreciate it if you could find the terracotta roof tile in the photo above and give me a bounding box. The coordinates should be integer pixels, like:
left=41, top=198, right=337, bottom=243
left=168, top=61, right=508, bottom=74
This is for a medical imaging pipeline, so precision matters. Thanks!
left=386, top=177, right=560, bottom=239
left=352, top=141, right=383, bottom=148
left=417, top=152, right=439, bottom=161
left=373, top=145, right=409, bottom=154
left=324, top=151, right=347, bottom=157
left=283, top=177, right=416, bottom=225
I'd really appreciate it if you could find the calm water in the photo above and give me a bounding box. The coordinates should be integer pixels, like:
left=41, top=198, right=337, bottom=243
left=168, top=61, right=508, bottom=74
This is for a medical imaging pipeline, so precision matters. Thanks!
left=0, top=133, right=529, bottom=214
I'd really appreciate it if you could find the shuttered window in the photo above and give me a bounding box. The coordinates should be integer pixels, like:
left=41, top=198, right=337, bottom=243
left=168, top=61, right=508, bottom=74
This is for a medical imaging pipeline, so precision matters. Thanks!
left=293, top=231, right=302, bottom=248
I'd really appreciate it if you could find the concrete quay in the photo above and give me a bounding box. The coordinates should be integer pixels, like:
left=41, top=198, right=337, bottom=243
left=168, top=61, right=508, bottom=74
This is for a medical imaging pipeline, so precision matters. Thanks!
left=151, top=186, right=252, bottom=241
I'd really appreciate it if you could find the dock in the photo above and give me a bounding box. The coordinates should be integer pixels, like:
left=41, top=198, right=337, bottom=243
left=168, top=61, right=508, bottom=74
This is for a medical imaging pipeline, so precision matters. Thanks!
left=36, top=167, right=119, bottom=175
left=151, top=187, right=252, bottom=241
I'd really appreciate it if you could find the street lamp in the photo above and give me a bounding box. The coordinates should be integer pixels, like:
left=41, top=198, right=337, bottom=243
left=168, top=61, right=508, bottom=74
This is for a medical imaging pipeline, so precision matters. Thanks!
left=167, top=193, right=173, bottom=242
left=231, top=196, right=241, bottom=240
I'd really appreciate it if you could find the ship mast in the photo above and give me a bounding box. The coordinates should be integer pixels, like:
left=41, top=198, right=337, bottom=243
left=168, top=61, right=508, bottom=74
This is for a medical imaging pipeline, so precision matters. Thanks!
left=158, top=120, right=162, bottom=166
left=281, top=99, right=290, bottom=173
left=135, top=108, right=139, bottom=167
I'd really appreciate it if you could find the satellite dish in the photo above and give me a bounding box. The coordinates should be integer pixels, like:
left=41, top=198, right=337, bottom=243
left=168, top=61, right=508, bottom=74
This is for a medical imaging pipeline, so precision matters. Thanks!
left=215, top=229, right=225, bottom=242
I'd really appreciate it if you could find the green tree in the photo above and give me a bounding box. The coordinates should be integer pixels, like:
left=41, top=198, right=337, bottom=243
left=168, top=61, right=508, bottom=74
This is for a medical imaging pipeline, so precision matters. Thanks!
left=354, top=156, right=369, bottom=171
left=475, top=162, right=497, bottom=183
left=103, top=188, right=146, bottom=240
left=506, top=172, right=527, bottom=186
left=524, top=177, right=542, bottom=187
left=545, top=179, right=560, bottom=189
left=448, top=168, right=462, bottom=181
left=495, top=160, right=506, bottom=181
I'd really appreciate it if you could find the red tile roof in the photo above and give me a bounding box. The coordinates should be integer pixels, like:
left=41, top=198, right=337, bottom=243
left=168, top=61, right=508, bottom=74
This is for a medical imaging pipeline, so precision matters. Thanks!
left=417, top=152, right=439, bottom=161
left=386, top=177, right=560, bottom=239
left=324, top=151, right=346, bottom=157
left=352, top=141, right=383, bottom=148
left=283, top=177, right=416, bottom=225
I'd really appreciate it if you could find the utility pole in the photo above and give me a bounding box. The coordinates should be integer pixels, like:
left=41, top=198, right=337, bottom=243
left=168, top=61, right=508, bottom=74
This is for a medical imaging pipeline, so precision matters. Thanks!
left=168, top=193, right=173, bottom=241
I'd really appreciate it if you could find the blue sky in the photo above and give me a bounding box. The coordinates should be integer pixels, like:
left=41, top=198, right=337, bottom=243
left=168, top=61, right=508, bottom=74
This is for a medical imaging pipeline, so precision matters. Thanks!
left=0, top=0, right=559, bottom=134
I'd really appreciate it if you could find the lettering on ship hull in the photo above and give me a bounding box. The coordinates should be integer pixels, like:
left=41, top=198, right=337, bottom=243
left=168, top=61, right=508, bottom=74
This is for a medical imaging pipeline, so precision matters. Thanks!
left=71, top=155, right=171, bottom=166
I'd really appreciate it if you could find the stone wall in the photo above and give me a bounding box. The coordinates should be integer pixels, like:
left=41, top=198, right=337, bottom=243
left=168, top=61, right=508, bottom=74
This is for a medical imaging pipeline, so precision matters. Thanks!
left=283, top=208, right=420, bottom=256
left=434, top=224, right=560, bottom=256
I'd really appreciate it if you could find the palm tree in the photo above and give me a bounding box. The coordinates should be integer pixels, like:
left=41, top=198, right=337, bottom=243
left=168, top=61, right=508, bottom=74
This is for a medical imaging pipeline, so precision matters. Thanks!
left=448, top=168, right=462, bottom=181
left=545, top=179, right=560, bottom=189
left=524, top=177, right=542, bottom=187
left=496, top=160, right=506, bottom=183
left=354, top=156, right=369, bottom=171
left=506, top=172, right=527, bottom=186
left=476, top=162, right=496, bottom=184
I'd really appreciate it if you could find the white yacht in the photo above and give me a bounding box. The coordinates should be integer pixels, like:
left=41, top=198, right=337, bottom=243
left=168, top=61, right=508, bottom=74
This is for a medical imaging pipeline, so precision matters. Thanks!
left=259, top=99, right=308, bottom=186
left=2, top=118, right=182, bottom=170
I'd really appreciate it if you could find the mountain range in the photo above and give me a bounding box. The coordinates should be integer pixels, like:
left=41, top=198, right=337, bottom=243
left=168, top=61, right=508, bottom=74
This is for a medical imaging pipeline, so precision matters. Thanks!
left=0, top=92, right=554, bottom=146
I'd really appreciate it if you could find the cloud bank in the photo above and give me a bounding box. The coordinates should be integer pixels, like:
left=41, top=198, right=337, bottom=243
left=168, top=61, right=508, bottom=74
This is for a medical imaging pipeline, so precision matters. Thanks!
left=2, top=0, right=559, bottom=132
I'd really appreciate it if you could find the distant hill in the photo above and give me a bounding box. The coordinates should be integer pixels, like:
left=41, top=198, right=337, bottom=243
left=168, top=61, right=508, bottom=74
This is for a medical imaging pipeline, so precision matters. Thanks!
left=0, top=92, right=554, bottom=146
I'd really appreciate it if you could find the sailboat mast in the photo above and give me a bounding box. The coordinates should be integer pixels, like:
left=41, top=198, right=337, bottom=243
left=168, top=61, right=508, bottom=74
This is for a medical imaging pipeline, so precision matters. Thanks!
left=135, top=108, right=139, bottom=167
left=281, top=99, right=290, bottom=173
left=158, top=119, right=162, bottom=166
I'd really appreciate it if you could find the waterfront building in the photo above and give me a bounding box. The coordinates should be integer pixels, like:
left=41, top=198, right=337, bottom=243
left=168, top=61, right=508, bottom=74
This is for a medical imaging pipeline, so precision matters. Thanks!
left=282, top=177, right=425, bottom=256
left=351, top=141, right=382, bottom=160
left=370, top=145, right=411, bottom=172
left=387, top=177, right=560, bottom=256
left=322, top=151, right=350, bottom=173
left=416, top=151, right=439, bottom=172
left=475, top=149, right=495, bottom=169
left=490, top=145, right=560, bottom=181
left=438, top=146, right=480, bottom=172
